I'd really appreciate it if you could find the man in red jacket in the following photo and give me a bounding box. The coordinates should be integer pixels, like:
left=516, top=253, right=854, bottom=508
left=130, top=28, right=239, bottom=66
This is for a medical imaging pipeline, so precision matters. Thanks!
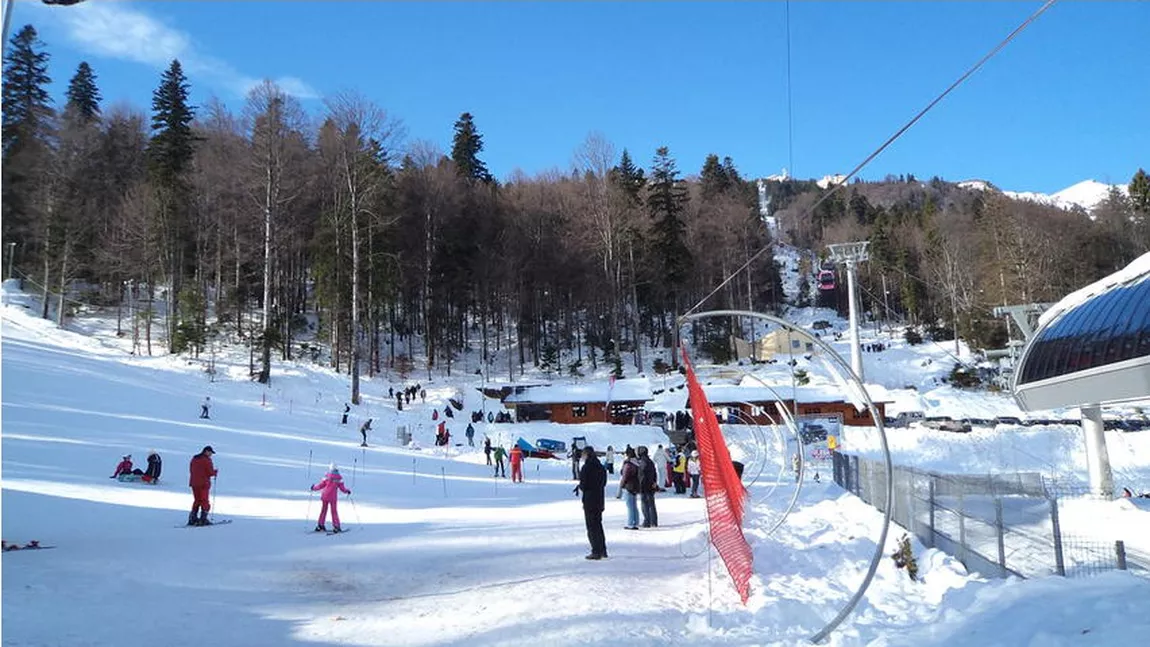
left=509, top=445, right=524, bottom=483
left=188, top=446, right=218, bottom=526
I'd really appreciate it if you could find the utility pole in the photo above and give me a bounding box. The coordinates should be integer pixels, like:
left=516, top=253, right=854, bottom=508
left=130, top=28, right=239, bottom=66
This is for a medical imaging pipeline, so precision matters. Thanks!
left=881, top=273, right=892, bottom=337
left=828, top=242, right=870, bottom=382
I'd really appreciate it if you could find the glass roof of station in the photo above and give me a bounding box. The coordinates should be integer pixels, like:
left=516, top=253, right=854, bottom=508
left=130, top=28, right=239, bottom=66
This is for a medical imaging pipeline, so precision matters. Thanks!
left=1016, top=273, right=1150, bottom=386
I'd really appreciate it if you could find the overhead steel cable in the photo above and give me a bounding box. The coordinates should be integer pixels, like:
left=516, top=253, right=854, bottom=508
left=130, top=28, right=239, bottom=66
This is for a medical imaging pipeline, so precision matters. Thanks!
left=685, top=0, right=1058, bottom=320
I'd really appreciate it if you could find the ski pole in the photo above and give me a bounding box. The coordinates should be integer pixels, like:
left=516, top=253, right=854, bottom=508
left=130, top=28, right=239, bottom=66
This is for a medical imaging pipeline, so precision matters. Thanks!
left=211, top=475, right=217, bottom=522
left=441, top=466, right=447, bottom=497
left=347, top=491, right=362, bottom=527
left=306, top=450, right=315, bottom=527
left=352, top=457, right=358, bottom=489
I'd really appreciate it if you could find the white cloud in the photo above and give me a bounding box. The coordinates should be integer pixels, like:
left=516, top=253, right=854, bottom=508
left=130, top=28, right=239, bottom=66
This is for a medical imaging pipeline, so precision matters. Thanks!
left=36, top=0, right=319, bottom=99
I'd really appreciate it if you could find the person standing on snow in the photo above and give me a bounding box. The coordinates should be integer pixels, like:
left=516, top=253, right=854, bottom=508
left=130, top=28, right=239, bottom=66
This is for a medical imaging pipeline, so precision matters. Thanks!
left=492, top=445, right=507, bottom=478
left=569, top=438, right=581, bottom=480
left=465, top=423, right=475, bottom=447
left=604, top=445, right=615, bottom=475
left=484, top=437, right=493, bottom=465
left=652, top=445, right=668, bottom=491
left=199, top=397, right=211, bottom=420
left=574, top=446, right=608, bottom=560
left=359, top=419, right=372, bottom=447
left=615, top=447, right=640, bottom=530
left=341, top=403, right=350, bottom=425
left=636, top=445, right=659, bottom=528
left=509, top=444, right=525, bottom=483
left=311, top=463, right=352, bottom=533
left=687, top=450, right=702, bottom=498
left=188, top=446, right=218, bottom=526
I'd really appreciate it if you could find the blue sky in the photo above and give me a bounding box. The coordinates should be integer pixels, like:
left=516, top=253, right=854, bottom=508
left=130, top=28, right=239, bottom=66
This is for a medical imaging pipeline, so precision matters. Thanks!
left=16, top=1, right=1149, bottom=193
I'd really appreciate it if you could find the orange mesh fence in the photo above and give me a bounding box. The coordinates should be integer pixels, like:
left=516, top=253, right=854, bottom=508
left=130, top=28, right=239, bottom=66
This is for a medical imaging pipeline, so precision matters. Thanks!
left=680, top=344, right=753, bottom=604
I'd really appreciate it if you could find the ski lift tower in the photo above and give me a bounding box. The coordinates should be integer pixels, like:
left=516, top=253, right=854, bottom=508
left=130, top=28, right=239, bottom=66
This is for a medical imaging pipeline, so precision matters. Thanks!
left=827, top=242, right=870, bottom=381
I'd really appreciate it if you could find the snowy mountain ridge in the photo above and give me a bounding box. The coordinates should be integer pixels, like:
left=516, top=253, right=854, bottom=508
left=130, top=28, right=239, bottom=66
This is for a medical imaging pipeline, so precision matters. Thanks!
left=959, top=178, right=1128, bottom=212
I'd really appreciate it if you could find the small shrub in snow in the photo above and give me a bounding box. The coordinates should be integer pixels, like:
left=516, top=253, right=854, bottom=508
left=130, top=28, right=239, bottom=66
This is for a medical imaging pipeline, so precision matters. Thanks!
left=891, top=534, right=918, bottom=581
left=904, top=328, right=924, bottom=345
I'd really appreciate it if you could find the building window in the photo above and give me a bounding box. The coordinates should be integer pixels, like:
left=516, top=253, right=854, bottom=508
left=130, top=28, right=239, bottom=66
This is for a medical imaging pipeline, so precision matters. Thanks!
left=572, top=404, right=588, bottom=418
left=751, top=405, right=766, bottom=416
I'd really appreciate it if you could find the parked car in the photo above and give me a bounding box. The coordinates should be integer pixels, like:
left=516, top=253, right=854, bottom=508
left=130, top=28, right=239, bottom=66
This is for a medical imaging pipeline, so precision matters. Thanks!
left=995, top=416, right=1023, bottom=426
left=891, top=411, right=925, bottom=428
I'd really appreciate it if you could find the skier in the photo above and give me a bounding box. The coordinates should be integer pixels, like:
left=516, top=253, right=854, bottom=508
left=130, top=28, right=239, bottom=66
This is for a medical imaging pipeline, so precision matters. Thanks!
left=144, top=450, right=163, bottom=484
left=111, top=455, right=133, bottom=478
left=465, top=423, right=475, bottom=447
left=574, top=445, right=608, bottom=560
left=188, top=446, right=217, bottom=526
left=311, top=463, right=351, bottom=533
left=396, top=391, right=404, bottom=412
left=492, top=445, right=507, bottom=478
left=420, top=389, right=426, bottom=403
left=359, top=419, right=372, bottom=447
left=604, top=445, right=615, bottom=475
left=484, top=437, right=493, bottom=465
left=509, top=444, right=524, bottom=483
left=199, top=397, right=211, bottom=420
left=341, top=403, right=350, bottom=425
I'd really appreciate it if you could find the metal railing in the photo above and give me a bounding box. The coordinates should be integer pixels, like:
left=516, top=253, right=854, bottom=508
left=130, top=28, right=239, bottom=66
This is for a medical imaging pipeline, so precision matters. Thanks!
left=832, top=452, right=1133, bottom=579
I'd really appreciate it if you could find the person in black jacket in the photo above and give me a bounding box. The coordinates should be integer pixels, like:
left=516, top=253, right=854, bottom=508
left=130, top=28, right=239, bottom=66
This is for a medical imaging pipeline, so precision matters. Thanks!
left=574, top=446, right=608, bottom=560
left=636, top=445, right=659, bottom=528
left=144, top=450, right=163, bottom=483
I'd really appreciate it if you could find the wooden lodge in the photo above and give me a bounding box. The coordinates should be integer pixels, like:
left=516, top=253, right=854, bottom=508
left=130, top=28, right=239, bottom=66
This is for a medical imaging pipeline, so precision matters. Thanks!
left=502, top=378, right=653, bottom=425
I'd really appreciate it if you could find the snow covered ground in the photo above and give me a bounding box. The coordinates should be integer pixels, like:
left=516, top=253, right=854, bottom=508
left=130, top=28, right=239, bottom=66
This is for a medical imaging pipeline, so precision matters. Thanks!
left=3, top=282, right=1149, bottom=646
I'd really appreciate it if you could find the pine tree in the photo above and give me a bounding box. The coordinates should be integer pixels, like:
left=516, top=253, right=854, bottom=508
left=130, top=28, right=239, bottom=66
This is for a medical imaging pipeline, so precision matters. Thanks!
left=450, top=112, right=492, bottom=183
left=610, top=148, right=645, bottom=205
left=2, top=25, right=53, bottom=157
left=1129, top=168, right=1150, bottom=215
left=700, top=153, right=732, bottom=201
left=2, top=24, right=55, bottom=284
left=64, top=62, right=101, bottom=122
left=147, top=59, right=197, bottom=353
left=648, top=146, right=691, bottom=294
left=148, top=60, right=195, bottom=184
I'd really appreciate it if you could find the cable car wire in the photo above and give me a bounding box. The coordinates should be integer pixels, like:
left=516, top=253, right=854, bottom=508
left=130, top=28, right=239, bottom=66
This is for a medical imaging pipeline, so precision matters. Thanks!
left=684, top=0, right=1058, bottom=319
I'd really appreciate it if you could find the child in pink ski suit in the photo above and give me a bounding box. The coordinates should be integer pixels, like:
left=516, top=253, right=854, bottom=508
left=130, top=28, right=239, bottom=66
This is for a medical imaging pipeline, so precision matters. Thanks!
left=311, top=463, right=351, bottom=532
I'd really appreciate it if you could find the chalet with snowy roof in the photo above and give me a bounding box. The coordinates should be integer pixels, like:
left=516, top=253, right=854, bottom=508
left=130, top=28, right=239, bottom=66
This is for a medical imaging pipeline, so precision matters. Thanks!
left=502, top=378, right=653, bottom=424
left=697, top=379, right=892, bottom=427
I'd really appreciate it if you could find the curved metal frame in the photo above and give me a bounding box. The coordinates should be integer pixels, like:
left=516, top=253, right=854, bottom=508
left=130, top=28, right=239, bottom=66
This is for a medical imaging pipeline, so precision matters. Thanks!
left=678, top=310, right=894, bottom=644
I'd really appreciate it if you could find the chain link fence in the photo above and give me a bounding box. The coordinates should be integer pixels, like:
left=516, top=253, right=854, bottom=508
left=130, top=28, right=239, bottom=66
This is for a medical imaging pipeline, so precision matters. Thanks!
left=832, top=452, right=1133, bottom=579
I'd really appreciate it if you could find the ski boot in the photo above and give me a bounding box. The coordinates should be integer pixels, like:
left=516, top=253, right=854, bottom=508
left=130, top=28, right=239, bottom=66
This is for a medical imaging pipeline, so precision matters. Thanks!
left=314, top=524, right=326, bottom=533
left=187, top=511, right=199, bottom=526
left=198, top=511, right=211, bottom=526
left=331, top=527, right=342, bottom=534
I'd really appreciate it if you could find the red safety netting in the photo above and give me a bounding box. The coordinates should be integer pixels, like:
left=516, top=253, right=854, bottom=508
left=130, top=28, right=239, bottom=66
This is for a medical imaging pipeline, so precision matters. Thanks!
left=680, top=343, right=753, bottom=604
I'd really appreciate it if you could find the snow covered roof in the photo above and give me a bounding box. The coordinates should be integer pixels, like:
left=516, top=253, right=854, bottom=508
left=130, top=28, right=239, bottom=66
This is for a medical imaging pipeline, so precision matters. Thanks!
left=701, top=378, right=893, bottom=405
left=503, top=378, right=653, bottom=404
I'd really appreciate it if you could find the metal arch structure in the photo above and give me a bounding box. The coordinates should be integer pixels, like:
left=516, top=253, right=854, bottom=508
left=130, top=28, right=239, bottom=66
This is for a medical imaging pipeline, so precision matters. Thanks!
left=678, top=310, right=894, bottom=644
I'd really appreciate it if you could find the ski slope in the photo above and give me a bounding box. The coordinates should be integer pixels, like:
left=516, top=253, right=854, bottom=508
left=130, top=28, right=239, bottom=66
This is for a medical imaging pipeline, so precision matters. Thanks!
left=2, top=283, right=1149, bottom=646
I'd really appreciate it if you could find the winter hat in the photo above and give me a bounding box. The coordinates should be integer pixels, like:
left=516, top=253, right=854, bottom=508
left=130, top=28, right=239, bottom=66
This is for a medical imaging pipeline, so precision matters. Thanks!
left=692, top=450, right=699, bottom=458
left=329, top=462, right=339, bottom=473
left=201, top=445, right=215, bottom=455
left=122, top=454, right=131, bottom=460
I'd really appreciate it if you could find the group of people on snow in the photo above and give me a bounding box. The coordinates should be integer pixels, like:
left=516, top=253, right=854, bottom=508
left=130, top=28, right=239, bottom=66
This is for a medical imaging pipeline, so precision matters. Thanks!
left=110, top=450, right=163, bottom=484
left=390, top=384, right=425, bottom=411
